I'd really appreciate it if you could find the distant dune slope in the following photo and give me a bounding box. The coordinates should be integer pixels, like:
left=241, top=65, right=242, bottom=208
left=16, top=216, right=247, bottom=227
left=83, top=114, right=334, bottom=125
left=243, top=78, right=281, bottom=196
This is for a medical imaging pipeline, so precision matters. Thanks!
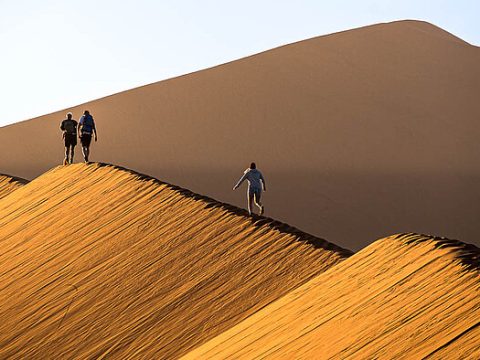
left=0, top=174, right=28, bottom=199
left=1, top=20, right=479, bottom=250
left=185, top=234, right=480, bottom=359
left=0, top=163, right=350, bottom=359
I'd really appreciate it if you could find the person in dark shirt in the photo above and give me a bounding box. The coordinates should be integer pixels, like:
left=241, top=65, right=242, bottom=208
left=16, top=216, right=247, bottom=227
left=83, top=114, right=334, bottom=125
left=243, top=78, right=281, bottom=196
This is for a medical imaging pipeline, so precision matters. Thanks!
left=60, top=112, right=78, bottom=165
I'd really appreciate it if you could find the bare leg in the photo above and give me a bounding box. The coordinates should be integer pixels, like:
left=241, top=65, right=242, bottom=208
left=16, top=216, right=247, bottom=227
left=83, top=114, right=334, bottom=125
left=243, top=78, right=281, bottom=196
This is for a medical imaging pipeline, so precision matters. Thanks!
left=82, top=146, right=89, bottom=162
left=64, top=147, right=69, bottom=165
left=254, top=191, right=264, bottom=215
left=247, top=192, right=254, bottom=215
left=70, top=146, right=75, bottom=163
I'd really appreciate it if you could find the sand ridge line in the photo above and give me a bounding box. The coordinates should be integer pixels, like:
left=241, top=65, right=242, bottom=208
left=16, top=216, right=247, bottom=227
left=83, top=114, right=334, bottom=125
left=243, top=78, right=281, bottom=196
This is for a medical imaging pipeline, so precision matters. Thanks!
left=0, top=162, right=350, bottom=358
left=184, top=233, right=480, bottom=359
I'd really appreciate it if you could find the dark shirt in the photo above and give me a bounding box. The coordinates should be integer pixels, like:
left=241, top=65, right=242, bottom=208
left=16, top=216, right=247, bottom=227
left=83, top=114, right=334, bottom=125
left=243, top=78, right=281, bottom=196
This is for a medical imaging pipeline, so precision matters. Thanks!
left=61, top=119, right=78, bottom=135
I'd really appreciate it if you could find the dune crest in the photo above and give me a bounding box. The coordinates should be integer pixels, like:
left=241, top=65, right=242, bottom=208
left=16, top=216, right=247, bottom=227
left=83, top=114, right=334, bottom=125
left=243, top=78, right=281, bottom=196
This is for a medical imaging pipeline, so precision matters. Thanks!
left=184, top=233, right=480, bottom=359
left=0, top=174, right=28, bottom=199
left=0, top=163, right=350, bottom=358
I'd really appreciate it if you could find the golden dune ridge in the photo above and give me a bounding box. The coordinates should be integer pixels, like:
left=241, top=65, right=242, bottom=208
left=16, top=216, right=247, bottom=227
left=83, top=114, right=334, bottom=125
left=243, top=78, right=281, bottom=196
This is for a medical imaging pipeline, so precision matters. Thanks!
left=185, top=233, right=480, bottom=359
left=1, top=20, right=479, bottom=251
left=0, top=163, right=350, bottom=359
left=0, top=174, right=28, bottom=199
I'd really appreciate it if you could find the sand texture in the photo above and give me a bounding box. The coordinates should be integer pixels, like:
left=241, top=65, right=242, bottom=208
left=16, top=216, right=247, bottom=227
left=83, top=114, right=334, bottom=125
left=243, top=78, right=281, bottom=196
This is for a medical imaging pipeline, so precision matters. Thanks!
left=0, top=174, right=28, bottom=199
left=185, top=233, right=480, bottom=359
left=0, top=163, right=350, bottom=359
left=0, top=20, right=479, bottom=250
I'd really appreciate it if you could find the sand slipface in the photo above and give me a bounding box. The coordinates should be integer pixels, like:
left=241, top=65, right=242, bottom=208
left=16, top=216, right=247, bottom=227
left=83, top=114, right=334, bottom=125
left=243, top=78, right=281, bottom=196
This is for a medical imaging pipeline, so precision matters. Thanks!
left=0, top=174, right=28, bottom=199
left=0, top=20, right=479, bottom=251
left=184, top=233, right=480, bottom=359
left=0, top=163, right=350, bottom=359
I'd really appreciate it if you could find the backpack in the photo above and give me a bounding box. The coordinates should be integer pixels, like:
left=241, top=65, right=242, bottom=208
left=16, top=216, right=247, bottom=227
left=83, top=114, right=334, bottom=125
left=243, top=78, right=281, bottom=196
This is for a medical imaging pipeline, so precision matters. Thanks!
left=82, top=115, right=94, bottom=134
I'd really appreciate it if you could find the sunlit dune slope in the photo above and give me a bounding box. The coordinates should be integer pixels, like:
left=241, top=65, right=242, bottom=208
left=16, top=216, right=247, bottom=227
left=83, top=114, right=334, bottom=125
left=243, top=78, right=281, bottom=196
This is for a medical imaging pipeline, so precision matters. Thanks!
left=185, top=233, right=480, bottom=359
left=0, top=174, right=28, bottom=199
left=1, top=20, right=479, bottom=251
left=0, top=163, right=350, bottom=359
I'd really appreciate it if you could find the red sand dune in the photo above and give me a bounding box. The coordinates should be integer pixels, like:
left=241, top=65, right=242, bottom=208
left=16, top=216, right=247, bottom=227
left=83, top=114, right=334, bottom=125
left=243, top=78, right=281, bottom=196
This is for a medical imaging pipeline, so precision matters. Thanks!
left=0, top=163, right=349, bottom=358
left=1, top=20, right=479, bottom=251
left=185, top=233, right=480, bottom=359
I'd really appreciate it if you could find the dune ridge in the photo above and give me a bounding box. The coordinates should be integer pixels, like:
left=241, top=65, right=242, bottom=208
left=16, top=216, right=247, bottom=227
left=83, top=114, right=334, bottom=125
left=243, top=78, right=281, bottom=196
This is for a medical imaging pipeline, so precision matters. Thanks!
left=0, top=174, right=28, bottom=199
left=0, top=163, right=350, bottom=359
left=185, top=233, right=480, bottom=359
left=401, top=233, right=480, bottom=270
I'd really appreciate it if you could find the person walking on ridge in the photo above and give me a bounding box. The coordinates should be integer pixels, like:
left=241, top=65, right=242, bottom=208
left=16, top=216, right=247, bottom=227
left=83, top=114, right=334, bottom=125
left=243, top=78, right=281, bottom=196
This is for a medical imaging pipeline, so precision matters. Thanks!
left=233, top=162, right=266, bottom=216
left=78, top=110, right=97, bottom=163
left=60, top=112, right=78, bottom=165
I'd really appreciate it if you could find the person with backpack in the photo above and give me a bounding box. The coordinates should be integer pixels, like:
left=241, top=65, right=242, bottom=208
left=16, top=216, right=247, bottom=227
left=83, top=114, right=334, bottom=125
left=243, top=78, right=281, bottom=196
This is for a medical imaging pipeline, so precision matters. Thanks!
left=60, top=112, right=78, bottom=165
left=78, top=110, right=98, bottom=163
left=233, top=162, right=266, bottom=216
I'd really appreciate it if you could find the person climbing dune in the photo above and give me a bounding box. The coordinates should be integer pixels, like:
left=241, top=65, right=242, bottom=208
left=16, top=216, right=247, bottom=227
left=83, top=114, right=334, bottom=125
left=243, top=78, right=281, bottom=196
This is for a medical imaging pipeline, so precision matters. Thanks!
left=233, top=162, right=266, bottom=216
left=60, top=112, right=78, bottom=165
left=78, top=110, right=98, bottom=163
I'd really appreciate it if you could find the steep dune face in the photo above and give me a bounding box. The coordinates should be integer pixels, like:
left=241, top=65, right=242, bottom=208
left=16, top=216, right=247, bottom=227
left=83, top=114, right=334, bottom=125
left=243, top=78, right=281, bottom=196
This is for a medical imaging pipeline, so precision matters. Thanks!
left=185, top=233, right=480, bottom=359
left=0, top=163, right=349, bottom=359
left=1, top=20, right=479, bottom=250
left=0, top=174, right=28, bottom=199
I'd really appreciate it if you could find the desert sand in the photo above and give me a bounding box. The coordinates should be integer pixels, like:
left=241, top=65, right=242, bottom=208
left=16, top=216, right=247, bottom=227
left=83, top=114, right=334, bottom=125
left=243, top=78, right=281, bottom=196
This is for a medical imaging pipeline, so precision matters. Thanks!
left=0, top=20, right=479, bottom=251
left=0, top=174, right=28, bottom=199
left=184, top=233, right=480, bottom=359
left=0, top=163, right=350, bottom=359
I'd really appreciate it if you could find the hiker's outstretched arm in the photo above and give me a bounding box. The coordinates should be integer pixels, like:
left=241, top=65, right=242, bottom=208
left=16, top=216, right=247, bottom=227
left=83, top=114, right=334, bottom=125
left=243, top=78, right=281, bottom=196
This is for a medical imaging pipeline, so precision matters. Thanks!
left=233, top=174, right=247, bottom=190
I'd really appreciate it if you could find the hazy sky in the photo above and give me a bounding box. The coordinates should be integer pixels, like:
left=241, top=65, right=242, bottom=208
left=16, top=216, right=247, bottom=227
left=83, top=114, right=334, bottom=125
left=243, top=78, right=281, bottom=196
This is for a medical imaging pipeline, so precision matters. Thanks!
left=0, top=0, right=478, bottom=127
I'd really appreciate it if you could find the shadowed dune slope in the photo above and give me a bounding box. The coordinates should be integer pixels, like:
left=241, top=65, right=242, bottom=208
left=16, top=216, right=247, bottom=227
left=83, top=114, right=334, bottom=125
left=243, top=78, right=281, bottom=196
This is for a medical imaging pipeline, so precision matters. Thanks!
left=0, top=163, right=350, bottom=359
left=0, top=174, right=28, bottom=199
left=1, top=20, right=479, bottom=250
left=185, top=234, right=480, bottom=359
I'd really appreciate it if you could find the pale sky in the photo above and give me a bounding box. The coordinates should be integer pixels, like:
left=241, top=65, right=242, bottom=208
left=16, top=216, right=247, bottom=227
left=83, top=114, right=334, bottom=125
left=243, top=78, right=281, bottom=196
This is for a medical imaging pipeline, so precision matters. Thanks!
left=0, top=0, right=478, bottom=127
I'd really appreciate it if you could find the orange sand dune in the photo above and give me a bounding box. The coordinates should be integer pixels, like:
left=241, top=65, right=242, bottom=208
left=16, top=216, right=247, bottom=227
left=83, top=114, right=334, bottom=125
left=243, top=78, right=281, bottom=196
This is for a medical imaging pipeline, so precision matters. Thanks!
left=0, top=174, right=28, bottom=199
left=0, top=163, right=350, bottom=359
left=1, top=20, right=479, bottom=251
left=185, top=233, right=480, bottom=359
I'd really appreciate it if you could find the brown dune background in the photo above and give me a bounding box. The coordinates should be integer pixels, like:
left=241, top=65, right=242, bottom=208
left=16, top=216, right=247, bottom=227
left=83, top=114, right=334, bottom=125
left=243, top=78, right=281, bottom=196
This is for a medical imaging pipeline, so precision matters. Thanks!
left=0, top=20, right=479, bottom=250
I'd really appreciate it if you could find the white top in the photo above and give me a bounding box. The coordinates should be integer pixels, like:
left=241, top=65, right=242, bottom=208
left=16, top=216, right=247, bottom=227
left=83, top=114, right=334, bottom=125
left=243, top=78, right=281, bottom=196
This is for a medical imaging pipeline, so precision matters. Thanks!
left=234, top=168, right=266, bottom=191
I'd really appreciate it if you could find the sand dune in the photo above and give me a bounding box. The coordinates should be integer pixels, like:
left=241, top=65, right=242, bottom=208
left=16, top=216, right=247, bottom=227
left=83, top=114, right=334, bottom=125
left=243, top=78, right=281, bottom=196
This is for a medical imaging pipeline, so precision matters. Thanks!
left=0, top=174, right=28, bottom=199
left=0, top=163, right=350, bottom=359
left=1, top=20, right=479, bottom=251
left=185, top=233, right=480, bottom=359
